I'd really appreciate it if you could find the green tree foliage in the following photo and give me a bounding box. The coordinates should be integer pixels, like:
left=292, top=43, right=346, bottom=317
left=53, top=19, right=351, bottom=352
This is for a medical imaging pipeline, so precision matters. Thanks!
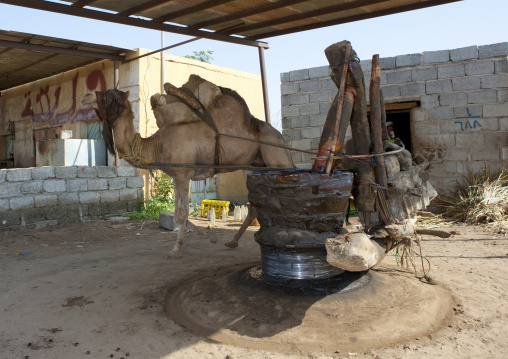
left=185, top=49, right=214, bottom=64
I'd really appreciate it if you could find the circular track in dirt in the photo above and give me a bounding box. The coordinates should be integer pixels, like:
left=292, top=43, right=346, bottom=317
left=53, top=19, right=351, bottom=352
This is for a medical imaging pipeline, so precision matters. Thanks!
left=165, top=262, right=453, bottom=354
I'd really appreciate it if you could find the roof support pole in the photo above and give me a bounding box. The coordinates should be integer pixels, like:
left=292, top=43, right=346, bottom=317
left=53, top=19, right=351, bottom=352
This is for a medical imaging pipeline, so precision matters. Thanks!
left=114, top=59, right=120, bottom=166
left=258, top=46, right=271, bottom=124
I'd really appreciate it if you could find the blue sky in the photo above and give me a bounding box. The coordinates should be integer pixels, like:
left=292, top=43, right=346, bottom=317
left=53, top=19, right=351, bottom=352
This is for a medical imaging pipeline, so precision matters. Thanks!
left=0, top=0, right=507, bottom=128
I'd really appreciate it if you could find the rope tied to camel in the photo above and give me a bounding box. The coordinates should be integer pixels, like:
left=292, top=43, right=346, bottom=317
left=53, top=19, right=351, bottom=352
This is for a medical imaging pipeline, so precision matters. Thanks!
left=118, top=133, right=150, bottom=168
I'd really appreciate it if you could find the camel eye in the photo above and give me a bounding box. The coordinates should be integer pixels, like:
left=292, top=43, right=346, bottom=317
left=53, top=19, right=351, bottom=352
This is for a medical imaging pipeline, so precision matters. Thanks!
left=214, top=101, right=220, bottom=108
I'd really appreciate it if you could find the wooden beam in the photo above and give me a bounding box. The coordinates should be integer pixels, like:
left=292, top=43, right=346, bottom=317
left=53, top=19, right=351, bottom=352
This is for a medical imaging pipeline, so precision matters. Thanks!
left=153, top=0, right=234, bottom=23
left=117, top=0, right=174, bottom=17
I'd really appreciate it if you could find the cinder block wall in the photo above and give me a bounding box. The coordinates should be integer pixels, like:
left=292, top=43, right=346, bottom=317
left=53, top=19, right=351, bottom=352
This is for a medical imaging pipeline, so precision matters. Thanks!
left=281, top=43, right=508, bottom=195
left=0, top=166, right=144, bottom=231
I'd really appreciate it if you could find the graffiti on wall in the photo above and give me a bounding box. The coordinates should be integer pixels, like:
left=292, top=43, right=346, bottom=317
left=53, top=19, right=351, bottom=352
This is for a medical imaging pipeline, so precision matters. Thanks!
left=21, top=70, right=106, bottom=125
left=455, top=107, right=482, bottom=131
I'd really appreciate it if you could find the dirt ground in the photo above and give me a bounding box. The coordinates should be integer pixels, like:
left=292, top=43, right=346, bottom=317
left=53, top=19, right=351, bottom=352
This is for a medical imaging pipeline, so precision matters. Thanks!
left=1, top=214, right=507, bottom=359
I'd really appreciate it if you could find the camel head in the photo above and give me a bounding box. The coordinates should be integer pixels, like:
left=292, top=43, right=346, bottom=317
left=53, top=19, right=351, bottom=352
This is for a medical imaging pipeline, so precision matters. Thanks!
left=81, top=89, right=130, bottom=155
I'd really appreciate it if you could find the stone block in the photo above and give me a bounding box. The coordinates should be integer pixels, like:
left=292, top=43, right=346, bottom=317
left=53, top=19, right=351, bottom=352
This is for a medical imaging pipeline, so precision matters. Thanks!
left=500, top=118, right=508, bottom=131
left=281, top=95, right=289, bottom=106
left=412, top=66, right=437, bottom=81
left=127, top=176, right=145, bottom=188
left=87, top=178, right=108, bottom=191
left=465, top=60, right=495, bottom=76
left=400, top=82, right=425, bottom=97
left=45, top=204, right=82, bottom=221
left=481, top=73, right=508, bottom=88
left=128, top=200, right=141, bottom=212
left=100, top=190, right=119, bottom=203
left=108, top=201, right=128, bottom=215
left=471, top=146, right=500, bottom=161
left=455, top=133, right=484, bottom=147
left=310, top=114, right=326, bottom=127
left=320, top=78, right=336, bottom=90
left=0, top=170, right=5, bottom=182
left=0, top=182, right=21, bottom=198
left=450, top=45, right=478, bottom=61
left=310, top=91, right=330, bottom=103
left=495, top=58, right=508, bottom=73
left=359, top=60, right=372, bottom=72
left=497, top=89, right=508, bottom=102
left=426, top=79, right=452, bottom=94
left=309, top=66, right=331, bottom=79
left=34, top=220, right=59, bottom=229
left=445, top=147, right=470, bottom=161
left=482, top=132, right=508, bottom=146
left=479, top=42, right=508, bottom=58
left=10, top=196, right=34, bottom=211
left=0, top=211, right=20, bottom=228
left=290, top=116, right=310, bottom=128
left=467, top=89, right=497, bottom=104
left=282, top=128, right=301, bottom=141
left=0, top=199, right=9, bottom=212
left=396, top=53, right=422, bottom=67
left=427, top=106, right=454, bottom=120
left=439, top=92, right=467, bottom=106
left=77, top=166, right=97, bottom=178
left=119, top=188, right=138, bottom=201
left=301, top=127, right=322, bottom=139
left=483, top=103, right=508, bottom=117
left=413, top=121, right=439, bottom=135
left=21, top=208, right=46, bottom=225
left=300, top=103, right=320, bottom=116
left=423, top=50, right=450, bottom=64
left=452, top=77, right=480, bottom=91
left=289, top=69, right=309, bottom=82
left=108, top=177, right=127, bottom=190
left=380, top=57, right=396, bottom=69
left=21, top=181, right=43, bottom=195
left=280, top=72, right=290, bottom=83
left=299, top=79, right=319, bottom=92
left=97, top=166, right=117, bottom=178
left=281, top=82, right=299, bottom=95
left=386, top=70, right=412, bottom=84
left=31, top=167, right=55, bottom=180
left=453, top=105, right=482, bottom=118
left=438, top=63, right=465, bottom=79
left=319, top=103, right=331, bottom=115
left=88, top=202, right=109, bottom=217
left=6, top=168, right=32, bottom=182
left=310, top=138, right=321, bottom=150
left=420, top=94, right=439, bottom=107
left=116, top=166, right=139, bottom=177
left=67, top=178, right=88, bottom=192
left=290, top=139, right=312, bottom=151
left=380, top=84, right=401, bottom=98
left=34, top=194, right=58, bottom=207
left=290, top=93, right=309, bottom=105
left=281, top=105, right=300, bottom=117
left=502, top=147, right=508, bottom=160
left=159, top=211, right=175, bottom=230
left=43, top=179, right=66, bottom=193
left=58, top=192, right=79, bottom=206
left=80, top=191, right=101, bottom=204
left=55, top=166, right=78, bottom=179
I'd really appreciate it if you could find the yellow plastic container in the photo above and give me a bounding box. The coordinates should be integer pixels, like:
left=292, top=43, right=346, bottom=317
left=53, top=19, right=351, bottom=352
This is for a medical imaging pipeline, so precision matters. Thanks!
left=201, top=200, right=230, bottom=219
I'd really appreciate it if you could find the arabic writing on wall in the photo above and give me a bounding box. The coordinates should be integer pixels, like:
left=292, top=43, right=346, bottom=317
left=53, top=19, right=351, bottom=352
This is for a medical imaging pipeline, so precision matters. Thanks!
left=21, top=70, right=106, bottom=125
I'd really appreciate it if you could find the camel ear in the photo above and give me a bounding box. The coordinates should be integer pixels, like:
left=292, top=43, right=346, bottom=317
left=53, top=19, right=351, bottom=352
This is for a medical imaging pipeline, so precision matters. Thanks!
left=123, top=90, right=130, bottom=100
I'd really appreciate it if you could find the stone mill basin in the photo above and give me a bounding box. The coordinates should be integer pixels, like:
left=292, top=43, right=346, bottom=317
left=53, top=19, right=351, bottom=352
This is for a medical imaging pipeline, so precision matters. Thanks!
left=246, top=169, right=354, bottom=289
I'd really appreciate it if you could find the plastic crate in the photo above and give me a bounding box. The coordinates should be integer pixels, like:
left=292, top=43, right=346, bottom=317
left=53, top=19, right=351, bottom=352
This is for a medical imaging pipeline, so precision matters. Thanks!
left=201, top=200, right=230, bottom=219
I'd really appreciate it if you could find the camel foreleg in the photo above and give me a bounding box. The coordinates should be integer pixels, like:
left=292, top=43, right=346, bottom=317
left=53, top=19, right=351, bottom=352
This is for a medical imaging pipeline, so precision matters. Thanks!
left=225, top=205, right=257, bottom=248
left=166, top=175, right=191, bottom=259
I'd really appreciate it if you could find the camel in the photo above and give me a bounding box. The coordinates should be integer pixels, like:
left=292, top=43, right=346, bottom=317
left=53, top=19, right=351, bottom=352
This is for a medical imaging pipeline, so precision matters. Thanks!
left=82, top=76, right=294, bottom=258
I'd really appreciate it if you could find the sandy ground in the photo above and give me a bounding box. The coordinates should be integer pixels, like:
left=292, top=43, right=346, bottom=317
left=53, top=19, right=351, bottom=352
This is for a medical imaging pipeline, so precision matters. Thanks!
left=1, top=215, right=507, bottom=359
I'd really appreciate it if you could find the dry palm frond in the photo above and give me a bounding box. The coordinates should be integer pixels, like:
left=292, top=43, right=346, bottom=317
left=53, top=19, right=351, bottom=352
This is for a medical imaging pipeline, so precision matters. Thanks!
left=439, top=166, right=508, bottom=235
left=416, top=214, right=455, bottom=229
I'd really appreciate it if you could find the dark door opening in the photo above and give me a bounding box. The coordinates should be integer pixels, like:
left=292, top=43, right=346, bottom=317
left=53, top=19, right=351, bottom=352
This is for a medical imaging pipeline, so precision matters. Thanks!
left=386, top=110, right=412, bottom=153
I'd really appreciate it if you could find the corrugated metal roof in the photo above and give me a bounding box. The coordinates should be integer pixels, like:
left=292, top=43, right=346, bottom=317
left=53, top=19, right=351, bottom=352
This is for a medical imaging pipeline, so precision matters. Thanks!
left=0, top=0, right=462, bottom=91
left=0, top=30, right=128, bottom=91
left=1, top=0, right=462, bottom=48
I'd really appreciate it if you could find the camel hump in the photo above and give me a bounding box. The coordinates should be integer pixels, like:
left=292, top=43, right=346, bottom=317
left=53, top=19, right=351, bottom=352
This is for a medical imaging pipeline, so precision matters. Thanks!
left=153, top=75, right=222, bottom=128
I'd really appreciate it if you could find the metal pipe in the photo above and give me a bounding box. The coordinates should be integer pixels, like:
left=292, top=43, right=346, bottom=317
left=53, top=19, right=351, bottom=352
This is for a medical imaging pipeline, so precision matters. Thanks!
left=124, top=38, right=200, bottom=63
left=161, top=32, right=165, bottom=94
left=258, top=46, right=271, bottom=124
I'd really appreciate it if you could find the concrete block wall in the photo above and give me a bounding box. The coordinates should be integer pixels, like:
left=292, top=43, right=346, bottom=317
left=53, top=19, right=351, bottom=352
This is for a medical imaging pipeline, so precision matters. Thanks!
left=0, top=166, right=144, bottom=231
left=281, top=42, right=508, bottom=195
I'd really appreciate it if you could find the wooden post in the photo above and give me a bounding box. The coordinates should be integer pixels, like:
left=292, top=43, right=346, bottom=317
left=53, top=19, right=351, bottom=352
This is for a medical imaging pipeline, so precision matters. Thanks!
left=311, top=41, right=352, bottom=174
